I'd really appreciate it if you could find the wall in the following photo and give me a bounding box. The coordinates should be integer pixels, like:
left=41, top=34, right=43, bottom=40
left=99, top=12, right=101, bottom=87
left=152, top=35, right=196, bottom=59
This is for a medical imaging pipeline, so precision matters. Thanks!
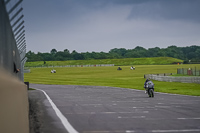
left=0, top=67, right=29, bottom=133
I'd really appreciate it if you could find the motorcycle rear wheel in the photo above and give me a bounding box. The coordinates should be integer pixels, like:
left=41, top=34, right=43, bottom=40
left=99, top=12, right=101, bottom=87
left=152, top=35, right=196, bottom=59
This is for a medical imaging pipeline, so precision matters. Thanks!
left=149, top=89, right=154, bottom=98
left=148, top=89, right=154, bottom=97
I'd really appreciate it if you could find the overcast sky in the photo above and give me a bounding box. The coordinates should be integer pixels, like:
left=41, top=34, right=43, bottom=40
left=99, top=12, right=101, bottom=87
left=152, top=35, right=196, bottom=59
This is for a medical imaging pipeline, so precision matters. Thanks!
left=23, top=0, right=200, bottom=53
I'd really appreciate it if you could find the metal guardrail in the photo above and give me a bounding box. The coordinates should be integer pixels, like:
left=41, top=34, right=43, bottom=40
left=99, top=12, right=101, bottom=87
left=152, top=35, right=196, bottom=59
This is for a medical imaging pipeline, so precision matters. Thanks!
left=24, top=69, right=30, bottom=73
left=144, top=73, right=200, bottom=84
left=25, top=64, right=115, bottom=68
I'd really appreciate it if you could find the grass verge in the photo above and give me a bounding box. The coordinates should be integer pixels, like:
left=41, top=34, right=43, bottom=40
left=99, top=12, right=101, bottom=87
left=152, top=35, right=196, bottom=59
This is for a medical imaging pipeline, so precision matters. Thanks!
left=24, top=64, right=200, bottom=96
left=28, top=88, right=36, bottom=90
left=25, top=57, right=183, bottom=67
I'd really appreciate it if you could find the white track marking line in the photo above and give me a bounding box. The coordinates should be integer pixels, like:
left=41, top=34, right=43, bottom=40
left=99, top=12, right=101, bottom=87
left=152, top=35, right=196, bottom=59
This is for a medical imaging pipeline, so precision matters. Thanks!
left=81, top=104, right=102, bottom=106
left=128, top=87, right=200, bottom=97
left=177, top=118, right=200, bottom=120
left=155, top=106, right=171, bottom=108
left=65, top=111, right=149, bottom=115
left=132, top=107, right=145, bottom=109
left=154, top=91, right=200, bottom=97
left=126, top=131, right=135, bottom=133
left=151, top=129, right=200, bottom=132
left=127, top=129, right=200, bottom=133
left=118, top=116, right=145, bottom=119
left=83, top=129, right=200, bottom=133
left=37, top=89, right=79, bottom=133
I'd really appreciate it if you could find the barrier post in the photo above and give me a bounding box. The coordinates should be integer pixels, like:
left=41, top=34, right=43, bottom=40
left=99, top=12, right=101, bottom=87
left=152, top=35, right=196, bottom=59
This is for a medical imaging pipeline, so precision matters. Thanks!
left=195, top=67, right=196, bottom=76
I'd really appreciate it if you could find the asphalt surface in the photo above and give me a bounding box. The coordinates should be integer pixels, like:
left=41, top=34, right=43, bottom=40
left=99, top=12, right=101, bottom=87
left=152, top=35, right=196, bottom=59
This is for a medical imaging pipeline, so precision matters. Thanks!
left=29, top=84, right=200, bottom=133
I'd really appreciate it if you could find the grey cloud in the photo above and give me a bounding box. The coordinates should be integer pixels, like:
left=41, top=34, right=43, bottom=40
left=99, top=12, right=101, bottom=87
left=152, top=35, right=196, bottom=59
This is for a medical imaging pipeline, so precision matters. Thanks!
left=23, top=0, right=200, bottom=53
left=127, top=0, right=200, bottom=23
left=68, top=0, right=200, bottom=23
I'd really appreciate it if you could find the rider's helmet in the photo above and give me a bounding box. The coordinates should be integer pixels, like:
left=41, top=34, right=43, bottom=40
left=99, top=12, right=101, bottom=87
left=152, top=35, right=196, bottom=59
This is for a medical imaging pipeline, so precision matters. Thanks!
left=146, top=78, right=150, bottom=82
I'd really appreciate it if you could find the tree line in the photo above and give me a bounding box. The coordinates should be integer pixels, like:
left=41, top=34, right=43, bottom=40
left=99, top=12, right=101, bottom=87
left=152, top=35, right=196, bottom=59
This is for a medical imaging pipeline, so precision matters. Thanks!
left=26, top=45, right=200, bottom=63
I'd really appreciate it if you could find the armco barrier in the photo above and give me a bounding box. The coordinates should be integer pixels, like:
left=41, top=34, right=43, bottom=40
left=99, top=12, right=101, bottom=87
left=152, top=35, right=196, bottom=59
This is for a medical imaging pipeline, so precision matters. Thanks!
left=25, top=64, right=115, bottom=68
left=145, top=74, right=200, bottom=84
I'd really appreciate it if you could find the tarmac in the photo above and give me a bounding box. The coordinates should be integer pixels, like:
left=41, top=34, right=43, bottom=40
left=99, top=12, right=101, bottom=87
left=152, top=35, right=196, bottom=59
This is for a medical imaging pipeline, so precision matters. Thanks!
left=29, top=84, right=200, bottom=133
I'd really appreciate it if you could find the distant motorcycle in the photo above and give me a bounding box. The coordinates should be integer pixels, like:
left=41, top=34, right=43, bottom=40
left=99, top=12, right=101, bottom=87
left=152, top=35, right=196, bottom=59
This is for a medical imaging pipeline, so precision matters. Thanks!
left=51, top=69, right=56, bottom=73
left=144, top=79, right=154, bottom=98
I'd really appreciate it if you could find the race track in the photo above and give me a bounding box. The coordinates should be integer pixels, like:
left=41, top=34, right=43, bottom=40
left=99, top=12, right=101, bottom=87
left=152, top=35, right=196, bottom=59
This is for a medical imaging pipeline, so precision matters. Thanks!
left=29, top=84, right=200, bottom=133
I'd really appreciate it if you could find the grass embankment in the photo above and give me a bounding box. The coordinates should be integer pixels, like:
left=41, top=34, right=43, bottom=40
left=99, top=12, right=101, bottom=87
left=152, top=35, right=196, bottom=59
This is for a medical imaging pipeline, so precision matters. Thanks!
left=25, top=57, right=183, bottom=67
left=24, top=64, right=200, bottom=96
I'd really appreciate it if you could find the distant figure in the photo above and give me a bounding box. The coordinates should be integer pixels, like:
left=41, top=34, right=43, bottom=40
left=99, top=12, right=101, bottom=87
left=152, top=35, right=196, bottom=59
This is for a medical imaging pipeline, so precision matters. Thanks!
left=117, top=67, right=122, bottom=70
left=130, top=66, right=135, bottom=70
left=14, top=62, right=20, bottom=73
left=51, top=69, right=56, bottom=73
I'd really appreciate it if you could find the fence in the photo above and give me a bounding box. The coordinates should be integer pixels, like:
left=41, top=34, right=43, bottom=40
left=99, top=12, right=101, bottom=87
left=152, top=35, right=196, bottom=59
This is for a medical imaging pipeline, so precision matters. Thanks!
left=177, top=68, right=200, bottom=76
left=144, top=73, right=200, bottom=84
left=24, top=69, right=30, bottom=73
left=25, top=64, right=115, bottom=68
left=0, top=0, right=27, bottom=81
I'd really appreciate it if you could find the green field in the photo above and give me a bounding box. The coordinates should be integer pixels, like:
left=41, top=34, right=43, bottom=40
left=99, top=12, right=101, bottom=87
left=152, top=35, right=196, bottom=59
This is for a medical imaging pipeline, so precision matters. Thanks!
left=24, top=64, right=200, bottom=96
left=25, top=57, right=183, bottom=67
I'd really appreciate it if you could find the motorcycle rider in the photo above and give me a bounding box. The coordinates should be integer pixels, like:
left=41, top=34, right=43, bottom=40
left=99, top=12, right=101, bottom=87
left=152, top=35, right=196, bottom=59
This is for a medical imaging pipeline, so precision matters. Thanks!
left=144, top=78, right=154, bottom=93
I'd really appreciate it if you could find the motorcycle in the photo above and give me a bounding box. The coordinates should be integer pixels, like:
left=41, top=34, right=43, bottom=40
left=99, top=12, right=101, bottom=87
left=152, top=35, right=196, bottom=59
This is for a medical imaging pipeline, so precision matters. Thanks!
left=144, top=80, right=154, bottom=98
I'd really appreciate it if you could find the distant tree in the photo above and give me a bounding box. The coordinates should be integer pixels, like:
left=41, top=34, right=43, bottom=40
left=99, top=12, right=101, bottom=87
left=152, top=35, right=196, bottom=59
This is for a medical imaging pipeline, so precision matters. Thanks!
left=71, top=50, right=84, bottom=60
left=26, top=45, right=200, bottom=63
left=109, top=48, right=127, bottom=58
left=55, top=56, right=64, bottom=61
left=43, top=53, right=53, bottom=61
left=55, top=51, right=65, bottom=61
left=147, top=47, right=160, bottom=57
left=91, top=52, right=98, bottom=59
left=99, top=52, right=109, bottom=59
left=26, top=51, right=43, bottom=62
left=124, top=51, right=137, bottom=58
left=195, top=49, right=200, bottom=58
left=82, top=52, right=91, bottom=60
left=133, top=46, right=147, bottom=57
left=64, top=49, right=70, bottom=54
left=26, top=51, right=36, bottom=62
left=63, top=49, right=71, bottom=60
left=37, top=52, right=44, bottom=60
left=109, top=52, right=121, bottom=59
left=187, top=52, right=196, bottom=60
left=134, top=46, right=146, bottom=51
left=50, top=49, right=57, bottom=55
